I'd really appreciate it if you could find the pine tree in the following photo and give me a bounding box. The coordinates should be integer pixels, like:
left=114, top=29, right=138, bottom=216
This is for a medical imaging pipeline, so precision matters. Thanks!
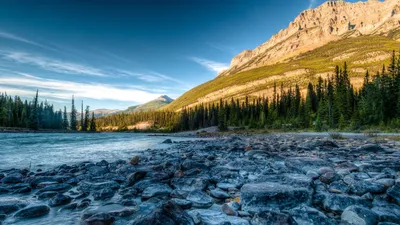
left=82, top=106, right=90, bottom=131
left=63, top=106, right=69, bottom=129
left=29, top=90, right=39, bottom=130
left=89, top=112, right=96, bottom=132
left=70, top=95, right=77, bottom=131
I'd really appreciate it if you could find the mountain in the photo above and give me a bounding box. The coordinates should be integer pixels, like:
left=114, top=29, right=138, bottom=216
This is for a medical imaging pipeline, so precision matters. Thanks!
left=124, top=95, right=174, bottom=113
left=91, top=109, right=121, bottom=117
left=164, top=0, right=400, bottom=111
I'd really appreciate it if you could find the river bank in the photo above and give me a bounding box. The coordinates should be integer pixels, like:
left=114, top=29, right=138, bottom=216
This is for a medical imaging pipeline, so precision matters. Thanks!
left=0, top=134, right=400, bottom=224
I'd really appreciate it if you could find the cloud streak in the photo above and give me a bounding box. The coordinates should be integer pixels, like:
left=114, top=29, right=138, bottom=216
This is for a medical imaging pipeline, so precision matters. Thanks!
left=308, top=0, right=317, bottom=8
left=190, top=57, right=229, bottom=73
left=0, top=30, right=57, bottom=51
left=1, top=51, right=108, bottom=77
left=0, top=74, right=161, bottom=103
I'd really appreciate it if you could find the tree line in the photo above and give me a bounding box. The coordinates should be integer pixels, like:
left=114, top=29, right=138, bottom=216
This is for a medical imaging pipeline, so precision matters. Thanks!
left=0, top=90, right=96, bottom=131
left=97, top=50, right=400, bottom=132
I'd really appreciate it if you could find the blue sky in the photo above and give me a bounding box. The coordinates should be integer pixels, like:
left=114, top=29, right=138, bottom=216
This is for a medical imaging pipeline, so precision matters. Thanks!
left=0, top=0, right=357, bottom=110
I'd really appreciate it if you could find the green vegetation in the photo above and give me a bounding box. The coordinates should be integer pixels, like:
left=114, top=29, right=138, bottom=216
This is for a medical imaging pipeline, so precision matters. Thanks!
left=165, top=35, right=400, bottom=111
left=125, top=95, right=173, bottom=113
left=98, top=50, right=400, bottom=133
left=0, top=91, right=96, bottom=131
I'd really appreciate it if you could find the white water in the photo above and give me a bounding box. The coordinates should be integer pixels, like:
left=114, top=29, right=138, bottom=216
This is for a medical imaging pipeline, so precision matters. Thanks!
left=0, top=133, right=187, bottom=170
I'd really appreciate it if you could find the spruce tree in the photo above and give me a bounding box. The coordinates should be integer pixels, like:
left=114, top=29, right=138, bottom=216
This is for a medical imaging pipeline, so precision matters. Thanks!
left=63, top=106, right=69, bottom=129
left=70, top=95, right=78, bottom=130
left=89, top=112, right=96, bottom=131
left=28, top=90, right=39, bottom=130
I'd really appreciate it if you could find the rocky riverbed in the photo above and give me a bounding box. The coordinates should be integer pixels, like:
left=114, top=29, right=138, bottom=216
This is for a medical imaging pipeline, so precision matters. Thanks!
left=1, top=134, right=400, bottom=225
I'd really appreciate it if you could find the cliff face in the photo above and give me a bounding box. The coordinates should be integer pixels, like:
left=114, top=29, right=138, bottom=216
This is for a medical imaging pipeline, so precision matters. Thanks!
left=220, top=0, right=400, bottom=76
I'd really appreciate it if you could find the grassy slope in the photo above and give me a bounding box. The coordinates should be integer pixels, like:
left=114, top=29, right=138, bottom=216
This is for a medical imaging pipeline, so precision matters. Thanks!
left=165, top=35, right=400, bottom=111
left=125, top=99, right=172, bottom=113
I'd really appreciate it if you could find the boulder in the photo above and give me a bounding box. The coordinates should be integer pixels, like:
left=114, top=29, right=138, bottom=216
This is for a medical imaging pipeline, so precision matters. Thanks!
left=387, top=182, right=400, bottom=205
left=141, top=183, right=172, bottom=200
left=186, top=190, right=213, bottom=208
left=81, top=212, right=115, bottom=225
left=241, top=182, right=311, bottom=213
left=162, top=139, right=173, bottom=144
left=210, top=189, right=230, bottom=199
left=188, top=209, right=249, bottom=225
left=251, top=210, right=291, bottom=225
left=87, top=166, right=108, bottom=176
left=285, top=157, right=331, bottom=174
left=0, top=198, right=28, bottom=214
left=38, top=191, right=58, bottom=199
left=77, top=181, right=120, bottom=193
left=37, top=183, right=72, bottom=193
left=171, top=177, right=208, bottom=192
left=341, top=205, right=379, bottom=225
left=221, top=203, right=238, bottom=216
left=127, top=171, right=147, bottom=186
left=14, top=205, right=50, bottom=218
left=49, top=194, right=72, bottom=207
left=350, top=181, right=387, bottom=196
left=354, top=144, right=384, bottom=153
left=321, top=193, right=372, bottom=213
left=92, top=188, right=116, bottom=200
left=289, top=205, right=336, bottom=225
left=130, top=156, right=140, bottom=165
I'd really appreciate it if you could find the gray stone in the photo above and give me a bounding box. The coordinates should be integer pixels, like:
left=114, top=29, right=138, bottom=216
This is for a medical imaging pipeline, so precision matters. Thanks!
left=77, top=181, right=120, bottom=192
left=127, top=171, right=147, bottom=186
left=14, top=205, right=50, bottom=218
left=241, top=182, right=311, bottom=213
left=210, top=189, right=230, bottom=199
left=350, top=181, right=386, bottom=196
left=82, top=212, right=115, bottom=225
left=189, top=209, right=249, bottom=225
left=387, top=182, right=400, bottom=205
left=0, top=198, right=28, bottom=214
left=251, top=210, right=292, bottom=225
left=289, top=205, right=336, bottom=225
left=49, top=194, right=72, bottom=207
left=142, top=183, right=172, bottom=200
left=171, top=177, right=208, bottom=192
left=92, top=188, right=115, bottom=200
left=187, top=190, right=213, bottom=208
left=341, top=205, right=379, bottom=225
left=321, top=193, right=372, bottom=213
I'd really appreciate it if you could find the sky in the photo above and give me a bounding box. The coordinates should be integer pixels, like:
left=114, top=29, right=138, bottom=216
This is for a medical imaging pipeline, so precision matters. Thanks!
left=0, top=0, right=358, bottom=110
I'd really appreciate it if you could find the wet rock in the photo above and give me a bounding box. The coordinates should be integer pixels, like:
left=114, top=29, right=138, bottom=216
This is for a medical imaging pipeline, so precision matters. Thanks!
left=188, top=209, right=249, bottom=225
left=285, top=157, right=331, bottom=174
left=96, top=160, right=109, bottom=167
left=0, top=198, right=28, bottom=214
left=49, top=194, right=72, bottom=207
left=162, top=139, right=172, bottom=144
left=241, top=182, right=311, bottom=213
left=321, top=193, right=372, bottom=213
left=170, top=189, right=189, bottom=199
left=387, top=182, right=400, bottom=205
left=38, top=191, right=58, bottom=199
left=350, top=181, right=387, bottom=195
left=319, top=172, right=339, bottom=184
left=77, top=181, right=120, bottom=193
left=131, top=200, right=194, bottom=225
left=343, top=172, right=370, bottom=185
left=341, top=205, right=379, bottom=225
left=130, top=156, right=140, bottom=165
left=251, top=210, right=291, bottom=225
left=170, top=199, right=192, bottom=209
left=92, top=188, right=115, bottom=200
left=14, top=205, right=50, bottom=218
left=329, top=181, right=349, bottom=194
left=127, top=171, right=147, bottom=186
left=375, top=178, right=395, bottom=188
left=87, top=166, right=108, bottom=176
left=289, top=205, right=336, bottom=225
left=81, top=212, right=115, bottom=225
left=38, top=183, right=72, bottom=193
left=354, top=144, right=384, bottom=153
left=1, top=175, right=22, bottom=184
left=142, top=183, right=172, bottom=200
left=187, top=190, right=213, bottom=208
left=372, top=205, right=400, bottom=223
left=221, top=203, right=237, bottom=216
left=210, top=189, right=230, bottom=199
left=171, top=177, right=208, bottom=192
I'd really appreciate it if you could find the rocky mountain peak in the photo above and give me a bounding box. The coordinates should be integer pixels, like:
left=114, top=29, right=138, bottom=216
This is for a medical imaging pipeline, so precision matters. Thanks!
left=157, top=95, right=174, bottom=102
left=220, top=0, right=400, bottom=76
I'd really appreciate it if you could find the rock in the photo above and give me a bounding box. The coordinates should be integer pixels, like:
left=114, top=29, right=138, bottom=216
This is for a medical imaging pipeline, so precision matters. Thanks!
left=375, top=178, right=395, bottom=188
left=240, top=182, right=311, bottom=213
left=92, top=188, right=115, bottom=200
left=329, top=181, right=349, bottom=194
left=127, top=171, right=147, bottom=186
left=387, top=182, right=400, bottom=205
left=142, top=183, right=172, bottom=200
left=186, top=190, right=213, bottom=208
left=289, top=205, right=336, bottom=225
left=131, top=200, right=194, bottom=225
left=210, top=189, right=230, bottom=199
left=130, top=156, right=140, bottom=165
left=319, top=172, right=339, bottom=184
left=49, top=194, right=72, bottom=207
left=162, top=139, right=172, bottom=144
left=81, top=213, right=115, bottom=225
left=221, top=203, right=237, bottom=216
left=38, top=191, right=58, bottom=199
left=285, top=157, right=331, bottom=174
left=77, top=181, right=120, bottom=193
left=170, top=189, right=189, bottom=199
left=87, top=166, right=107, bottom=176
left=251, top=211, right=292, bottom=225
left=171, top=177, right=208, bottom=192
left=171, top=199, right=192, bottom=209
left=355, top=144, right=384, bottom=153
left=188, top=209, right=249, bottom=225
left=350, top=181, right=387, bottom=196
left=38, top=183, right=72, bottom=193
left=341, top=205, right=379, bottom=225
left=14, top=205, right=50, bottom=218
left=0, top=198, right=28, bottom=214
left=1, top=175, right=22, bottom=184
left=372, top=206, right=400, bottom=223
left=96, top=160, right=109, bottom=167
left=321, top=193, right=372, bottom=213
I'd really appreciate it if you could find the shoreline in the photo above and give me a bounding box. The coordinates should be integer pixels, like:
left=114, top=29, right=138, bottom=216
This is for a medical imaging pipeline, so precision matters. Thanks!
left=0, top=134, right=399, bottom=224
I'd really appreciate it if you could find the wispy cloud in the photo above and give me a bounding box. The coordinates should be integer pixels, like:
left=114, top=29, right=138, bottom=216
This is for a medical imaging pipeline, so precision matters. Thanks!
left=0, top=30, right=57, bottom=51
left=308, top=0, right=317, bottom=8
left=190, top=57, right=229, bottom=73
left=0, top=74, right=161, bottom=103
left=1, top=51, right=108, bottom=77
left=116, top=69, right=163, bottom=82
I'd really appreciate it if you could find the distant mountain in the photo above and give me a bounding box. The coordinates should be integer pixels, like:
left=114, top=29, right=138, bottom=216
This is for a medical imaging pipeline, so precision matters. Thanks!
left=164, top=0, right=400, bottom=111
left=124, top=95, right=174, bottom=113
left=91, top=109, right=121, bottom=117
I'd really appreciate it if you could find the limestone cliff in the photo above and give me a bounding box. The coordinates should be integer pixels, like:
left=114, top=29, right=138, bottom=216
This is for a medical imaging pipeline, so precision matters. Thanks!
left=220, top=0, right=400, bottom=76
